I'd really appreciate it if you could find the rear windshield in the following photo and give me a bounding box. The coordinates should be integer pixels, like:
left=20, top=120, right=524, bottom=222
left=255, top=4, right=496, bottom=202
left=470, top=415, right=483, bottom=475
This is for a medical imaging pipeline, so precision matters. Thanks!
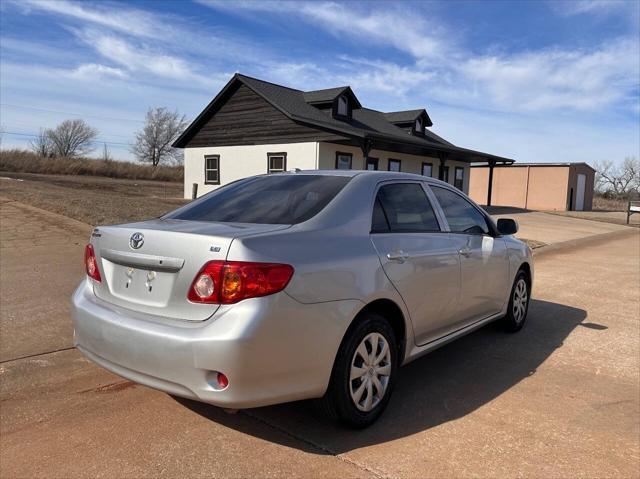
left=165, top=175, right=351, bottom=224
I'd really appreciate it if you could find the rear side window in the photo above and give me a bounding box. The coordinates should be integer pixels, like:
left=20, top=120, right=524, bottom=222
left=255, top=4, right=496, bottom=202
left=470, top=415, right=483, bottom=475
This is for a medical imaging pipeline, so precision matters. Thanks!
left=431, top=186, right=489, bottom=235
left=372, top=183, right=440, bottom=233
left=166, top=175, right=351, bottom=224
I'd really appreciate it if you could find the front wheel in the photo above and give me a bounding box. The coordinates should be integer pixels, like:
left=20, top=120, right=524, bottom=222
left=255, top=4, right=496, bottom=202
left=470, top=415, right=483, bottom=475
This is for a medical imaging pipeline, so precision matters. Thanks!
left=502, top=270, right=530, bottom=332
left=317, top=313, right=398, bottom=428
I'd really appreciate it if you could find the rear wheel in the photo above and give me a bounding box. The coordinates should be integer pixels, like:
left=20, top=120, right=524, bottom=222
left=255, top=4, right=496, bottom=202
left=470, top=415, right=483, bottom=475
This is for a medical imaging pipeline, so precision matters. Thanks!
left=318, top=313, right=398, bottom=428
left=502, top=270, right=530, bottom=332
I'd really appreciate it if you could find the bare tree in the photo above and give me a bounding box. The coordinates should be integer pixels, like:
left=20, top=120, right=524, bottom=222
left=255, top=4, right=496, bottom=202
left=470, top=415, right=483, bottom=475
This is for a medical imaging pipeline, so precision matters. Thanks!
left=29, top=128, right=54, bottom=157
left=132, top=107, right=188, bottom=167
left=594, top=157, right=639, bottom=198
left=46, top=119, right=98, bottom=157
left=100, top=142, right=113, bottom=162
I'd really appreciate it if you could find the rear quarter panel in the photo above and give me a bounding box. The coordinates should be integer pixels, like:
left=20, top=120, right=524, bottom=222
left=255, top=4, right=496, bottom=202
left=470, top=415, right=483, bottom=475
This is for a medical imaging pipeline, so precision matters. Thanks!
left=227, top=229, right=397, bottom=304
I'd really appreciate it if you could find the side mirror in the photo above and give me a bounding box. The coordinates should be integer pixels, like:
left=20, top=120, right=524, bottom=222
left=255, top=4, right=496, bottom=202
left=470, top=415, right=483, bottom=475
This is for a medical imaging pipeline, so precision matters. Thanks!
left=497, top=218, right=518, bottom=235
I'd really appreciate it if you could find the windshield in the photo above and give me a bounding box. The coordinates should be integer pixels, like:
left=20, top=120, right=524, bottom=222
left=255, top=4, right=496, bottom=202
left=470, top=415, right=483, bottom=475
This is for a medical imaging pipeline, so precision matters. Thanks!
left=165, top=175, right=352, bottom=224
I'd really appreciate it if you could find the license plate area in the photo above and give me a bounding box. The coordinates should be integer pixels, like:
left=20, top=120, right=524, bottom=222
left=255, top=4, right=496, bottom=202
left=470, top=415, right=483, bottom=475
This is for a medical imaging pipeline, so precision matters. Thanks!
left=103, top=261, right=177, bottom=307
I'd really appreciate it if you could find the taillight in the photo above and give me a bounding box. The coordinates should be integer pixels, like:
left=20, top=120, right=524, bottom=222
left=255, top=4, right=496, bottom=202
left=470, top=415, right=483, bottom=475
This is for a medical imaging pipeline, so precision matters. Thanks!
left=188, top=261, right=294, bottom=304
left=85, top=244, right=101, bottom=282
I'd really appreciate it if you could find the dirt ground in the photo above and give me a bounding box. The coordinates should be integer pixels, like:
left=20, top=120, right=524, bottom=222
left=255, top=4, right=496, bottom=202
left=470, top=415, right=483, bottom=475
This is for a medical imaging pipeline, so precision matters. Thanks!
left=1, top=200, right=639, bottom=478
left=0, top=172, right=186, bottom=226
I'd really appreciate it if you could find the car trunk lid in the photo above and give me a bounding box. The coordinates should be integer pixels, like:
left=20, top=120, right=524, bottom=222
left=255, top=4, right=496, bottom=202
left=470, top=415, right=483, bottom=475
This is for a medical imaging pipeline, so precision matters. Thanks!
left=90, top=219, right=289, bottom=321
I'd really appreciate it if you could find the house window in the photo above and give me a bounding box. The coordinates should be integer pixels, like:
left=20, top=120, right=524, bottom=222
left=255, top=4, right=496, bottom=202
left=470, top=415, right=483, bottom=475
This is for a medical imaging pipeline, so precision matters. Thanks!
left=422, top=162, right=433, bottom=177
left=366, top=157, right=379, bottom=170
left=415, top=118, right=423, bottom=134
left=337, top=95, right=348, bottom=116
left=454, top=167, right=464, bottom=190
left=335, top=152, right=352, bottom=169
left=204, top=155, right=220, bottom=184
left=267, top=152, right=287, bottom=174
left=388, top=159, right=401, bottom=172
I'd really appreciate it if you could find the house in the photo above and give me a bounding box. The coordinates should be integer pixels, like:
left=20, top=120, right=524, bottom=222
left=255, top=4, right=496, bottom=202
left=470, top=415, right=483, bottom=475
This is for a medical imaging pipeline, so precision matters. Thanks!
left=469, top=162, right=596, bottom=211
left=173, top=73, right=513, bottom=199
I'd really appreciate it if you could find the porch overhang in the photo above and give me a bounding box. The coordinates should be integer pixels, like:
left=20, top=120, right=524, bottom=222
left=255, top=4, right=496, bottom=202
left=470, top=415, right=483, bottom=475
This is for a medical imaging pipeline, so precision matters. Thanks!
left=325, top=133, right=514, bottom=204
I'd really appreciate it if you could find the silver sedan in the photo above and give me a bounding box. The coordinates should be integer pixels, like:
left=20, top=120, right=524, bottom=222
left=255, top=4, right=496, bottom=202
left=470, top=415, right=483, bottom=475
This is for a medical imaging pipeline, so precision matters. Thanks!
left=72, top=170, right=532, bottom=428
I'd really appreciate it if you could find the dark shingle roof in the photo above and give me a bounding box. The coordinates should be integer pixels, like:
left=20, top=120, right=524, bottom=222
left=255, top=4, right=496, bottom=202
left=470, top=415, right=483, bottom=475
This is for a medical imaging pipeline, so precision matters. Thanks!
left=383, top=109, right=426, bottom=123
left=302, top=87, right=350, bottom=104
left=174, top=73, right=512, bottom=163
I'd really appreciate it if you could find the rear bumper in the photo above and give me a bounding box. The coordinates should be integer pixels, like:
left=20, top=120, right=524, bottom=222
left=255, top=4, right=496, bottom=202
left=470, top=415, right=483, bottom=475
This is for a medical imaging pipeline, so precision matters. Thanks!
left=72, top=280, right=361, bottom=408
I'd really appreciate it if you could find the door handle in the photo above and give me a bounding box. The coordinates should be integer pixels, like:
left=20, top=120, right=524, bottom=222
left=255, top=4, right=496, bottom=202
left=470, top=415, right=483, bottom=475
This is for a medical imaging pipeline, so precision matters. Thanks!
left=387, top=251, right=410, bottom=262
left=459, top=247, right=471, bottom=257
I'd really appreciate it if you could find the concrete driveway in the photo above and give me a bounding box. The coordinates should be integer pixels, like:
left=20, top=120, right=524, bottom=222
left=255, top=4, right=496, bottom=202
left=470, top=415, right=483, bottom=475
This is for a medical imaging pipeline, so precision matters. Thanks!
left=1, top=200, right=639, bottom=478
left=489, top=208, right=631, bottom=245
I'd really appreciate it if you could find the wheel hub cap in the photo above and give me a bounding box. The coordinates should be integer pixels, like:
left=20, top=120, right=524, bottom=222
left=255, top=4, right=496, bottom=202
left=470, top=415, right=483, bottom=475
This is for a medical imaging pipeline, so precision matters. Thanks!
left=512, top=278, right=528, bottom=323
left=349, top=332, right=392, bottom=412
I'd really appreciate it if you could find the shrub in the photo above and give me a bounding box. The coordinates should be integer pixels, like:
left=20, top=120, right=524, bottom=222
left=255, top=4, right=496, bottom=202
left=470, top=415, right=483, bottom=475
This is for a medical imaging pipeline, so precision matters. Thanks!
left=0, top=149, right=183, bottom=182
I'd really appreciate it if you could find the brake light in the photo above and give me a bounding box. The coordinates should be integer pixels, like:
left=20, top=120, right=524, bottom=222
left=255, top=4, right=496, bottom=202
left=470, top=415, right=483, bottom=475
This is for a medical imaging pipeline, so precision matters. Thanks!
left=188, top=261, right=294, bottom=304
left=84, top=244, right=101, bottom=282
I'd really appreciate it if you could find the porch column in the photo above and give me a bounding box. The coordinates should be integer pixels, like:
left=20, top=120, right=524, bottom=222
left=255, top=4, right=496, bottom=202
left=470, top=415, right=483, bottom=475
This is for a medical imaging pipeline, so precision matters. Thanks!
left=438, top=154, right=448, bottom=181
left=487, top=159, right=496, bottom=206
left=360, top=138, right=373, bottom=163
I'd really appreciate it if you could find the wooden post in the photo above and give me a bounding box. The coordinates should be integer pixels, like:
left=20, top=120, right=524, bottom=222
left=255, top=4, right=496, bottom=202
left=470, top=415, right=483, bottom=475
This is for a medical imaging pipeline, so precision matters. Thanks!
left=192, top=183, right=198, bottom=200
left=438, top=154, right=447, bottom=181
left=487, top=159, right=496, bottom=206
left=360, top=138, right=373, bottom=167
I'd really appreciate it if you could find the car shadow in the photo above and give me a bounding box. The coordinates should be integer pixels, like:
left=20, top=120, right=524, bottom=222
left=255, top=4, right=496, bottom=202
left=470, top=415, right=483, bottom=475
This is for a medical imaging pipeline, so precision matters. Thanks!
left=174, top=298, right=587, bottom=455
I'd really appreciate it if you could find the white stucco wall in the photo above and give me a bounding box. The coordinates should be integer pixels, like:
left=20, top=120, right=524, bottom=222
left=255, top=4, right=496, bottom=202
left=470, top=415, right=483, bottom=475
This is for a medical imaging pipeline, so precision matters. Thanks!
left=183, top=142, right=319, bottom=198
left=183, top=141, right=471, bottom=198
left=317, top=143, right=470, bottom=194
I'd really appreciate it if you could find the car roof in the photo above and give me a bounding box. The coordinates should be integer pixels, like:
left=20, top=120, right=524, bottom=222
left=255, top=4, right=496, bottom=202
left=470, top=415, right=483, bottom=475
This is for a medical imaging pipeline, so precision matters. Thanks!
left=279, top=169, right=452, bottom=187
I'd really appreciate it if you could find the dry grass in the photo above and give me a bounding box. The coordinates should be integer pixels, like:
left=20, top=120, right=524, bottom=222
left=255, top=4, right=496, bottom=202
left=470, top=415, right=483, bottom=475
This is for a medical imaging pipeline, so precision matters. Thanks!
left=593, top=195, right=629, bottom=212
left=0, top=172, right=188, bottom=226
left=0, top=149, right=183, bottom=182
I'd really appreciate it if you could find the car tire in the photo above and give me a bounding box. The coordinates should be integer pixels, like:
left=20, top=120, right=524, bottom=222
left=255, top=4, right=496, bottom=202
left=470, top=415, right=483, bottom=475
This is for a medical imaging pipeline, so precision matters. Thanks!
left=502, top=269, right=530, bottom=333
left=317, top=312, right=398, bottom=428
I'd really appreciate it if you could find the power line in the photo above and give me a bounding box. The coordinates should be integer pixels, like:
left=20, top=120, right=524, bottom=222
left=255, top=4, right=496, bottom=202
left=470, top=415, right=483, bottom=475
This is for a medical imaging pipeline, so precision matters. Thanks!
left=3, top=122, right=134, bottom=141
left=3, top=131, right=134, bottom=147
left=0, top=103, right=146, bottom=124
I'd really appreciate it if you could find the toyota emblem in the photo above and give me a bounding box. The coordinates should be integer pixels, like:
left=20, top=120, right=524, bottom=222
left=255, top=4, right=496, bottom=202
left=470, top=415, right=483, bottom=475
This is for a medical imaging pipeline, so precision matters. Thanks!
left=129, top=232, right=144, bottom=249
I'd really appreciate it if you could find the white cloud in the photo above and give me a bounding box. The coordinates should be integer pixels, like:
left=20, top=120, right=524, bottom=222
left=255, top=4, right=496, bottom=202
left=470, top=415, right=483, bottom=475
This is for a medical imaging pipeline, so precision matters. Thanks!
left=13, top=0, right=170, bottom=39
left=197, top=0, right=452, bottom=61
left=453, top=38, right=640, bottom=112
left=334, top=57, right=435, bottom=98
left=69, top=63, right=127, bottom=80
left=74, top=30, right=221, bottom=88
left=550, top=0, right=638, bottom=17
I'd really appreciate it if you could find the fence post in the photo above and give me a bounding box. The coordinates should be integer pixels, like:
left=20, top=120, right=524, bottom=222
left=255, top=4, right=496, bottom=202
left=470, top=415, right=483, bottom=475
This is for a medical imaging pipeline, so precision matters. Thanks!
left=192, top=183, right=198, bottom=200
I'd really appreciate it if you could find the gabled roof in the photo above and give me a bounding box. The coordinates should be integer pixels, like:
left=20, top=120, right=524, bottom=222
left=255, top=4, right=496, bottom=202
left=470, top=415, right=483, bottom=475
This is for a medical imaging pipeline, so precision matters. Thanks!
left=173, top=73, right=512, bottom=164
left=384, top=109, right=433, bottom=128
left=302, top=86, right=361, bottom=107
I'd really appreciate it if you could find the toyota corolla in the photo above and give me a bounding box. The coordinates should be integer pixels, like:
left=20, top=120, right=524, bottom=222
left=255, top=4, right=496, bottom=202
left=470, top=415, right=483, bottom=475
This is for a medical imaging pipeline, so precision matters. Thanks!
left=72, top=170, right=532, bottom=428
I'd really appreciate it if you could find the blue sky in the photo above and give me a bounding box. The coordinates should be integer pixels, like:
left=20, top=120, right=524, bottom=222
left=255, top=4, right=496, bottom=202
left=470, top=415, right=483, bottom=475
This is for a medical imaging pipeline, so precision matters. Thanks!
left=1, top=0, right=638, bottom=164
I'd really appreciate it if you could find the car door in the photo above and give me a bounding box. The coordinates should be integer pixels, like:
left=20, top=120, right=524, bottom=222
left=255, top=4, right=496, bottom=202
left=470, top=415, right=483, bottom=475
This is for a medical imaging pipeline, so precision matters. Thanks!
left=370, top=182, right=462, bottom=345
left=429, top=185, right=509, bottom=325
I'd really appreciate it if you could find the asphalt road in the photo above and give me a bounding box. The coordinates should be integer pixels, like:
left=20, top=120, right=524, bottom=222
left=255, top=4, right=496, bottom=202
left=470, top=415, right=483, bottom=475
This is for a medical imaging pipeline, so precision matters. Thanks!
left=1, top=199, right=639, bottom=478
